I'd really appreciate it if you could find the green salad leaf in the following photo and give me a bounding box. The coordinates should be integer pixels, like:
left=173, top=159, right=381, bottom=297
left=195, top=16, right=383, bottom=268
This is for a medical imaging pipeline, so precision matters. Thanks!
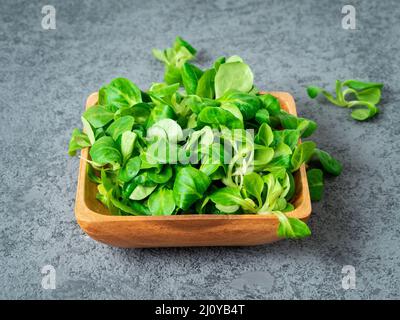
left=99, top=78, right=142, bottom=109
left=307, top=168, right=324, bottom=201
left=215, top=60, right=254, bottom=98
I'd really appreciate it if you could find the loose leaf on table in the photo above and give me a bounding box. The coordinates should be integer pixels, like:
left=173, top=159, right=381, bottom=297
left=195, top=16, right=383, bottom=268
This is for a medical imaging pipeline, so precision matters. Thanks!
left=307, top=79, right=384, bottom=121
left=343, top=80, right=383, bottom=105
left=348, top=101, right=379, bottom=121
left=307, top=168, right=324, bottom=201
left=351, top=109, right=372, bottom=121
left=306, top=86, right=322, bottom=99
left=306, top=85, right=340, bottom=106
left=342, top=80, right=383, bottom=91
left=353, top=88, right=382, bottom=104
left=313, top=149, right=343, bottom=176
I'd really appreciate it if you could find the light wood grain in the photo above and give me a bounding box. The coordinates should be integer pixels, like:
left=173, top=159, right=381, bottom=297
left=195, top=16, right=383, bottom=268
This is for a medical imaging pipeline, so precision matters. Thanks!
left=75, top=92, right=312, bottom=247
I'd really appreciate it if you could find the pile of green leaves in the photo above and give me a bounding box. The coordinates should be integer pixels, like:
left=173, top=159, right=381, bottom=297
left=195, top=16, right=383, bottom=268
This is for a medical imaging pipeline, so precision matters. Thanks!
left=69, top=37, right=342, bottom=239
left=307, top=80, right=384, bottom=121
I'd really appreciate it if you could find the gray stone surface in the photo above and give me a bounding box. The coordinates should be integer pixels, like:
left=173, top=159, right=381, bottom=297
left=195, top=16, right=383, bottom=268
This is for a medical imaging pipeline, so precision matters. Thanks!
left=1, top=0, right=399, bottom=299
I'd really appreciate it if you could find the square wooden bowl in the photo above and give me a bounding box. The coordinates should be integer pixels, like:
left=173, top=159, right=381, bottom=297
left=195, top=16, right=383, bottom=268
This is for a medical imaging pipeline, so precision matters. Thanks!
left=75, top=91, right=312, bottom=247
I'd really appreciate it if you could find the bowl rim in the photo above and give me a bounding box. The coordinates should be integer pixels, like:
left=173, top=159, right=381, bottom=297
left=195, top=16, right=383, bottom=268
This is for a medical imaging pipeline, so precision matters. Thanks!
left=75, top=91, right=312, bottom=224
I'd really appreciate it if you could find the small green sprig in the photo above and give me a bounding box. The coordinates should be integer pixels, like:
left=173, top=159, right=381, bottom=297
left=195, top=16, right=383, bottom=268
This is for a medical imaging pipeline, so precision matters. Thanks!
left=307, top=80, right=384, bottom=121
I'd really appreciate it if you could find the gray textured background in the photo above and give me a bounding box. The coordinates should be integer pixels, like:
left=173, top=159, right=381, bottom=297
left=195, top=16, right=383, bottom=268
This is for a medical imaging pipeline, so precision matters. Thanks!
left=1, top=0, right=399, bottom=299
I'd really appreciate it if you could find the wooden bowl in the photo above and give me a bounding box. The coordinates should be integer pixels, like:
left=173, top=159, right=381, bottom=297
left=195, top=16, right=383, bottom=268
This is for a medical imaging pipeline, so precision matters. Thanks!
left=75, top=92, right=312, bottom=247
